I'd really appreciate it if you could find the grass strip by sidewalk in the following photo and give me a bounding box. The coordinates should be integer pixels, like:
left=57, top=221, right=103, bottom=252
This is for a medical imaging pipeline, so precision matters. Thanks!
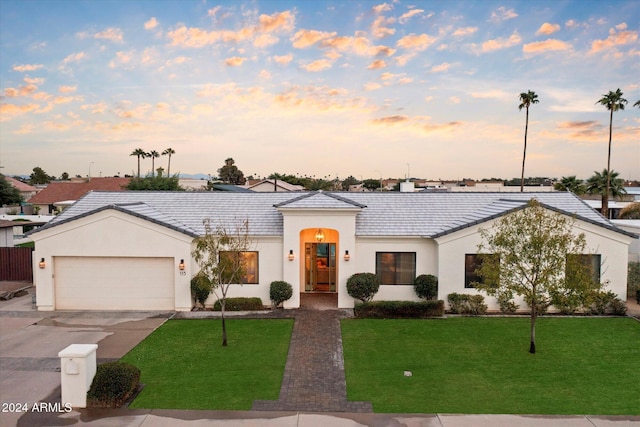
left=120, top=319, right=293, bottom=410
left=341, top=317, right=640, bottom=414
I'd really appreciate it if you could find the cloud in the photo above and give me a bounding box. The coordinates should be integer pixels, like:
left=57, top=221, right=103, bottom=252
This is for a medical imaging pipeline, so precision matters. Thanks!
left=254, top=33, right=279, bottom=47
left=291, top=29, right=336, bottom=48
left=12, top=64, right=43, bottom=72
left=371, top=115, right=409, bottom=124
left=449, top=96, right=460, bottom=104
left=371, top=114, right=462, bottom=134
left=225, top=56, right=246, bottom=67
left=395, top=52, right=416, bottom=66
left=273, top=54, right=293, bottom=65
left=94, top=27, right=124, bottom=43
left=0, top=103, right=40, bottom=120
left=371, top=15, right=396, bottom=39
left=368, top=59, right=387, bottom=69
left=489, top=6, right=518, bottom=23
left=557, top=120, right=604, bottom=140
left=167, top=26, right=220, bottom=48
left=396, top=33, right=437, bottom=51
left=81, top=102, right=108, bottom=114
left=399, top=9, right=424, bottom=24
left=536, top=22, right=561, bottom=35
left=59, top=86, right=77, bottom=94
left=109, top=51, right=134, bottom=68
left=590, top=23, right=638, bottom=53
left=372, top=3, right=392, bottom=14
left=471, top=89, right=510, bottom=100
left=480, top=32, right=522, bottom=52
left=452, top=26, right=478, bottom=37
left=364, top=82, right=382, bottom=91
left=258, top=10, right=295, bottom=33
left=430, top=62, right=451, bottom=73
left=523, top=39, right=572, bottom=54
left=144, top=17, right=158, bottom=30
left=63, top=52, right=86, bottom=64
left=301, top=59, right=333, bottom=72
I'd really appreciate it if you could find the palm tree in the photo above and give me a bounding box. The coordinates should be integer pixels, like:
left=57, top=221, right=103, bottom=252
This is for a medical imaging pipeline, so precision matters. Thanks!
left=586, top=169, right=627, bottom=219
left=553, top=176, right=585, bottom=195
left=162, top=148, right=175, bottom=175
left=518, top=90, right=539, bottom=192
left=595, top=89, right=628, bottom=216
left=130, top=148, right=147, bottom=178
left=148, top=150, right=160, bottom=175
left=634, top=100, right=640, bottom=108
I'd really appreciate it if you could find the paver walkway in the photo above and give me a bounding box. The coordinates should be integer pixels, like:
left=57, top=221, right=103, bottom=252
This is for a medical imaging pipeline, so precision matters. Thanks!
left=252, top=303, right=372, bottom=412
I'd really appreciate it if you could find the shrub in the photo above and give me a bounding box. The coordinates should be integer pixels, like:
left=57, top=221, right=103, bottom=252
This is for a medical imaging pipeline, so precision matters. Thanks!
left=446, top=293, right=487, bottom=315
left=213, top=297, right=264, bottom=311
left=346, top=273, right=380, bottom=303
left=87, top=362, right=140, bottom=408
left=191, top=273, right=212, bottom=309
left=610, top=297, right=627, bottom=316
left=270, top=281, right=293, bottom=308
left=354, top=300, right=445, bottom=318
left=586, top=290, right=626, bottom=315
left=628, top=262, right=640, bottom=299
left=414, top=274, right=438, bottom=300
left=497, top=292, right=519, bottom=314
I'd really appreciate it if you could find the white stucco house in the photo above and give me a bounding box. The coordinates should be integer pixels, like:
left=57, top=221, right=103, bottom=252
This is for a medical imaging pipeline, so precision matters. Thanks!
left=29, top=191, right=635, bottom=312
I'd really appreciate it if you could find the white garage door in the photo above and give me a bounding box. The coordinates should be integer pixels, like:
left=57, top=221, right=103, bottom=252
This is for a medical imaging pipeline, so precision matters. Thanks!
left=54, top=257, right=175, bottom=310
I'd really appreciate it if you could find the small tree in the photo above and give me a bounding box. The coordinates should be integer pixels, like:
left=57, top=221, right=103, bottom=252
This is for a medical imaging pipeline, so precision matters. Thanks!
left=347, top=273, right=380, bottom=303
left=270, top=281, right=293, bottom=309
left=192, top=219, right=252, bottom=346
left=475, top=199, right=595, bottom=354
left=414, top=274, right=438, bottom=300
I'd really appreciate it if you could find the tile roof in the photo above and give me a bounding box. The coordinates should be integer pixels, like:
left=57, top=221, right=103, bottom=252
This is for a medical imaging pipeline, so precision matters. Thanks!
left=4, top=176, right=38, bottom=192
left=27, top=178, right=130, bottom=204
left=31, top=191, right=633, bottom=239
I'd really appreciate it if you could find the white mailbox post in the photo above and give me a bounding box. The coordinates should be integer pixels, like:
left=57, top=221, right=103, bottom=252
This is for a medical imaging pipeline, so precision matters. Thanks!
left=58, top=344, right=98, bottom=408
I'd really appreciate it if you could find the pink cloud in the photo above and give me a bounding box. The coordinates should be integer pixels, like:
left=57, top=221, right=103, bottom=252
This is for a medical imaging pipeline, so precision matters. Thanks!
left=523, top=39, right=572, bottom=54
left=590, top=24, right=638, bottom=53
left=12, top=64, right=43, bottom=72
left=396, top=33, right=437, bottom=51
left=536, top=22, right=561, bottom=35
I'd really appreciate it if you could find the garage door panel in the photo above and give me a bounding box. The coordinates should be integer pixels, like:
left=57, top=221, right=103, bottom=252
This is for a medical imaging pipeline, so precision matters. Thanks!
left=55, top=257, right=174, bottom=310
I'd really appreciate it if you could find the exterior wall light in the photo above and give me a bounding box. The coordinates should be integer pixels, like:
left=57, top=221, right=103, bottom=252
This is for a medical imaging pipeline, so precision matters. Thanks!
left=315, top=228, right=325, bottom=242
left=344, top=250, right=350, bottom=261
left=39, top=258, right=46, bottom=269
left=288, top=250, right=295, bottom=261
left=179, top=259, right=185, bottom=270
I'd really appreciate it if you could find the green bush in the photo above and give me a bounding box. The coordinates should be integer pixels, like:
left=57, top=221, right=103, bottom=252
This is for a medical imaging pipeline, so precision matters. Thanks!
left=191, top=273, right=212, bottom=309
left=497, top=292, right=519, bottom=314
left=413, top=274, right=438, bottom=300
left=87, top=362, right=140, bottom=408
left=446, top=293, right=487, bottom=315
left=628, top=262, right=640, bottom=299
left=354, top=300, right=445, bottom=318
left=586, top=290, right=626, bottom=315
left=346, top=273, right=380, bottom=303
left=213, top=297, right=264, bottom=311
left=270, top=281, right=293, bottom=308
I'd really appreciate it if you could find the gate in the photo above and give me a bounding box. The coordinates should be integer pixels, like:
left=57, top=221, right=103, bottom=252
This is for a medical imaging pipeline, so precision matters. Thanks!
left=0, top=247, right=33, bottom=281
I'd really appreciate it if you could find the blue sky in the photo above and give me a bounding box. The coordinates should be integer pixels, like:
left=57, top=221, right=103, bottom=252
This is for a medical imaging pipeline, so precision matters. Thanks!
left=1, top=0, right=638, bottom=181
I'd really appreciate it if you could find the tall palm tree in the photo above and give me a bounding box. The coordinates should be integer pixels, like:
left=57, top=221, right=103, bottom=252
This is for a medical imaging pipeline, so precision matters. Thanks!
left=518, top=90, right=539, bottom=192
left=595, top=88, right=628, bottom=216
left=162, top=148, right=175, bottom=175
left=553, top=176, right=585, bottom=195
left=130, top=148, right=147, bottom=178
left=148, top=150, right=160, bottom=175
left=586, top=169, right=627, bottom=219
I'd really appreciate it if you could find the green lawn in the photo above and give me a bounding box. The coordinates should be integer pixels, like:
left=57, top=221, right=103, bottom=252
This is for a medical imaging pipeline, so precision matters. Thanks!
left=341, top=317, right=640, bottom=414
left=120, top=319, right=293, bottom=410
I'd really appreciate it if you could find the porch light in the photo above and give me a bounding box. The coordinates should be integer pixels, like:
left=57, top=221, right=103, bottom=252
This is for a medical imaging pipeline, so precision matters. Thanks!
left=315, top=228, right=325, bottom=242
left=39, top=258, right=46, bottom=269
left=288, top=250, right=295, bottom=261
left=179, top=259, right=185, bottom=270
left=344, top=250, right=350, bottom=261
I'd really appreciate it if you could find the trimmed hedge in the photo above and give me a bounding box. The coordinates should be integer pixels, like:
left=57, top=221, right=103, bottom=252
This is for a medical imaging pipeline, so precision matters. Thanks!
left=414, top=274, right=438, bottom=300
left=346, top=273, right=380, bottom=303
left=87, top=361, right=140, bottom=408
left=213, top=297, right=264, bottom=311
left=270, top=281, right=293, bottom=308
left=354, top=300, right=445, bottom=318
left=447, top=293, right=488, bottom=315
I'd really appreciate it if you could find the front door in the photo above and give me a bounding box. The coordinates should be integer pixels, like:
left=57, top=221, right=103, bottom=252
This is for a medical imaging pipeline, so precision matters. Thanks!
left=304, top=243, right=336, bottom=292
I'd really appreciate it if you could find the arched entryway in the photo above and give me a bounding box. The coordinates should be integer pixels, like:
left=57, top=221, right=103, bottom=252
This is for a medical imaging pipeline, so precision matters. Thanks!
left=300, top=228, right=338, bottom=293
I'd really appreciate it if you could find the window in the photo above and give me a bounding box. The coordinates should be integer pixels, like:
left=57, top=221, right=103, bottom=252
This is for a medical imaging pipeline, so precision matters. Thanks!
left=376, top=252, right=416, bottom=285
left=566, top=254, right=601, bottom=285
left=219, top=251, right=259, bottom=284
left=465, top=254, right=498, bottom=288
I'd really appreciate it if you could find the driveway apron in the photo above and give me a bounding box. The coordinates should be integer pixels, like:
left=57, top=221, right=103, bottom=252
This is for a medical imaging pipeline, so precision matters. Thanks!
left=252, top=308, right=372, bottom=412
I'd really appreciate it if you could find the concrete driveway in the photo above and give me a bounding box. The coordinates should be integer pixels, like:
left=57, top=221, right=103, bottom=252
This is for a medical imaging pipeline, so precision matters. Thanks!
left=0, top=287, right=169, bottom=427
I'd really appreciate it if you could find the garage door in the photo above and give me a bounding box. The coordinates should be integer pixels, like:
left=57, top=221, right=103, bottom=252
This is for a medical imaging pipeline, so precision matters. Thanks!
left=54, top=257, right=174, bottom=310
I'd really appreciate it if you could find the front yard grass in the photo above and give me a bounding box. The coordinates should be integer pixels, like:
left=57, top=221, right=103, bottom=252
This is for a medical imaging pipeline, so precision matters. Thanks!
left=341, top=317, right=640, bottom=414
left=120, top=319, right=293, bottom=410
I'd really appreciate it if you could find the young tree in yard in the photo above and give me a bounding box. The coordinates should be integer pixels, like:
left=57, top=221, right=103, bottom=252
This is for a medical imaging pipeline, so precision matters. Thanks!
left=474, top=199, right=593, bottom=354
left=192, top=219, right=252, bottom=346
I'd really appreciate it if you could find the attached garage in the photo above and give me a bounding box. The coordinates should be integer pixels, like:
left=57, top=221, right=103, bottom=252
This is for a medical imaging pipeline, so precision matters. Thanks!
left=54, top=256, right=175, bottom=310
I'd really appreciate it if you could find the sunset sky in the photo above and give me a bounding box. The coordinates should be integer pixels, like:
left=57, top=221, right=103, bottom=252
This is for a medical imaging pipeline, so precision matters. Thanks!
left=1, top=0, right=638, bottom=181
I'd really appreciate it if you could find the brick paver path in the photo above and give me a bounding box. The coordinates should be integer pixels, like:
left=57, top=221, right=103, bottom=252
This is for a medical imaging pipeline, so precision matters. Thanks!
left=252, top=308, right=372, bottom=412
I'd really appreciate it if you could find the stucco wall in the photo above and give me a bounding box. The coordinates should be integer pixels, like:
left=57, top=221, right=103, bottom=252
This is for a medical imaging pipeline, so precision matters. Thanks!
left=32, top=210, right=193, bottom=311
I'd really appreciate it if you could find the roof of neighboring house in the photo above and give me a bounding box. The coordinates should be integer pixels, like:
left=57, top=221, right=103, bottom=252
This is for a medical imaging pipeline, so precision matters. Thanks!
left=27, top=177, right=130, bottom=204
left=4, top=176, right=38, bottom=193
left=30, top=191, right=635, bottom=239
left=0, top=220, right=17, bottom=229
left=248, top=179, right=305, bottom=192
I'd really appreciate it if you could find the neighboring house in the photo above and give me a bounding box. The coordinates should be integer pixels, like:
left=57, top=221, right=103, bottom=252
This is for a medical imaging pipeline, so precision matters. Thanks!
left=0, top=220, right=15, bottom=247
left=27, top=177, right=130, bottom=214
left=5, top=176, right=40, bottom=201
left=29, top=191, right=634, bottom=312
left=247, top=179, right=305, bottom=192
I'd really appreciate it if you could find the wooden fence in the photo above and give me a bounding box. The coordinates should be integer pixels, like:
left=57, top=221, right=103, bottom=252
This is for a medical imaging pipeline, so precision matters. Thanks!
left=0, top=247, right=33, bottom=282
